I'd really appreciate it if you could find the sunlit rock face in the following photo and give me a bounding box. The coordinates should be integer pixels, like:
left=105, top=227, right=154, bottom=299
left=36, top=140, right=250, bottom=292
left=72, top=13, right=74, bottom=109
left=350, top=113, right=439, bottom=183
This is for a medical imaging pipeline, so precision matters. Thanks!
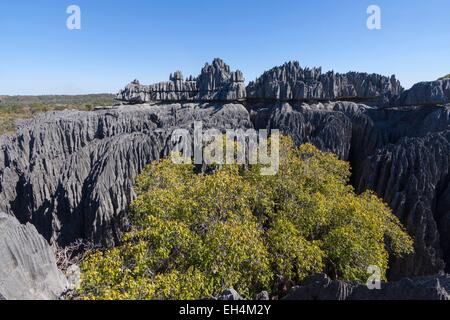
left=246, top=61, right=403, bottom=106
left=117, top=59, right=246, bottom=103
left=0, top=212, right=68, bottom=300
left=394, top=79, right=450, bottom=106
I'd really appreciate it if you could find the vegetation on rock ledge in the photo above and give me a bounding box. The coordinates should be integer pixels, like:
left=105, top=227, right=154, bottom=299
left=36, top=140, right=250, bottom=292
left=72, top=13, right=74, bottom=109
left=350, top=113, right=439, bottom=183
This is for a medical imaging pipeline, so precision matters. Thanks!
left=79, top=136, right=413, bottom=300
left=0, top=94, right=115, bottom=134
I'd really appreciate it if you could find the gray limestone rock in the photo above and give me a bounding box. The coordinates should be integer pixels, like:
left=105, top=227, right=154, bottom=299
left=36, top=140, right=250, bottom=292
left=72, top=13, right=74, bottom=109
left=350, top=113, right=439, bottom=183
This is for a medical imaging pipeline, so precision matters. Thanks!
left=282, top=273, right=450, bottom=300
left=255, top=291, right=270, bottom=300
left=214, top=273, right=450, bottom=300
left=354, top=131, right=450, bottom=279
left=347, top=105, right=450, bottom=278
left=117, top=59, right=246, bottom=103
left=2, top=59, right=450, bottom=286
left=259, top=103, right=450, bottom=278
left=1, top=100, right=449, bottom=281
left=2, top=60, right=450, bottom=299
left=0, top=212, right=67, bottom=300
left=253, top=101, right=357, bottom=160
left=217, top=288, right=244, bottom=300
left=66, top=265, right=81, bottom=291
left=395, top=79, right=450, bottom=106
left=0, top=103, right=252, bottom=247
left=2, top=101, right=449, bottom=280
left=246, top=61, right=403, bottom=105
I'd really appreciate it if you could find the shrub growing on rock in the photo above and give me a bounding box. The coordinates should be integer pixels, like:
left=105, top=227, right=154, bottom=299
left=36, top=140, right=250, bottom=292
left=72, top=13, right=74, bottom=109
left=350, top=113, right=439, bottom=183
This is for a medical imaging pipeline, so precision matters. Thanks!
left=79, top=136, right=413, bottom=300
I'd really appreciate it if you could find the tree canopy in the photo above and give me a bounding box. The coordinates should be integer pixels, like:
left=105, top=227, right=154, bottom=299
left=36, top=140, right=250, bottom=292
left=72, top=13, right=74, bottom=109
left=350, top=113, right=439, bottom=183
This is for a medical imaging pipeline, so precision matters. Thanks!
left=79, top=136, right=413, bottom=300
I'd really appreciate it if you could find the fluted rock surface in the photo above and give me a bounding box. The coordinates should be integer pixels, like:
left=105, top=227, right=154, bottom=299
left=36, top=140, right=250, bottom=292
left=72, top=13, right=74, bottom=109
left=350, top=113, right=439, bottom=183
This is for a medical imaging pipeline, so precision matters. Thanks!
left=395, top=79, right=450, bottom=106
left=350, top=106, right=450, bottom=278
left=252, top=101, right=361, bottom=160
left=0, top=212, right=67, bottom=300
left=117, top=59, right=246, bottom=103
left=258, top=103, right=450, bottom=278
left=0, top=103, right=252, bottom=247
left=282, top=273, right=450, bottom=300
left=355, top=131, right=450, bottom=279
left=246, top=61, right=403, bottom=105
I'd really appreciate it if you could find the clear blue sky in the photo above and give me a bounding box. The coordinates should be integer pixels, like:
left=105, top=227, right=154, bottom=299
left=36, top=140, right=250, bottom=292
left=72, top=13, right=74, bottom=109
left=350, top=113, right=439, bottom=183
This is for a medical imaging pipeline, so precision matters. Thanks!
left=0, top=0, right=449, bottom=95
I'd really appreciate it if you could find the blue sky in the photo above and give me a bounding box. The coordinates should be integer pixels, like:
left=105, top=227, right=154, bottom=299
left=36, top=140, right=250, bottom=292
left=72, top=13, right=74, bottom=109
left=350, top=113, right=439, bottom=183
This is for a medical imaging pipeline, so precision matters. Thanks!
left=0, top=0, right=449, bottom=95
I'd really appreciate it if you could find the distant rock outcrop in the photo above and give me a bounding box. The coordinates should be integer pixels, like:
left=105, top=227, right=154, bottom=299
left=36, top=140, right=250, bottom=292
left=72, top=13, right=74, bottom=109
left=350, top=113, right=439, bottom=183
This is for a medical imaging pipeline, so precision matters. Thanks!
left=117, top=59, right=404, bottom=106
left=395, top=79, right=450, bottom=106
left=117, top=59, right=246, bottom=103
left=246, top=61, right=403, bottom=105
left=282, top=273, right=450, bottom=300
left=0, top=212, right=67, bottom=300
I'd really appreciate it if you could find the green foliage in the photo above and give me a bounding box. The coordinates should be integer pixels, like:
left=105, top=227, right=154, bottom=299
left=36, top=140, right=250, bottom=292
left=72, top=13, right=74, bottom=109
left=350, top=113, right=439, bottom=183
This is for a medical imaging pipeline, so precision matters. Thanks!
left=0, top=94, right=115, bottom=134
left=79, top=136, right=413, bottom=300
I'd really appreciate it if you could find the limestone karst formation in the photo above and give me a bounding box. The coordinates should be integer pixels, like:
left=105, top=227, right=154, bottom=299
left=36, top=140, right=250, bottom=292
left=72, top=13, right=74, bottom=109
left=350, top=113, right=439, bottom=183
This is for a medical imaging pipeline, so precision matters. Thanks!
left=394, top=78, right=450, bottom=106
left=0, top=58, right=449, bottom=299
left=0, top=212, right=68, bottom=299
left=246, top=61, right=403, bottom=106
left=116, top=58, right=246, bottom=103
left=117, top=59, right=450, bottom=109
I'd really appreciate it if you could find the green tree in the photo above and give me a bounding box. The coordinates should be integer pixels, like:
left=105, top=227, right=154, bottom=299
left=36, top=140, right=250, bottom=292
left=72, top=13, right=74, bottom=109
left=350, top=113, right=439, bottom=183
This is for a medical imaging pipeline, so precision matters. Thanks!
left=79, top=136, right=413, bottom=300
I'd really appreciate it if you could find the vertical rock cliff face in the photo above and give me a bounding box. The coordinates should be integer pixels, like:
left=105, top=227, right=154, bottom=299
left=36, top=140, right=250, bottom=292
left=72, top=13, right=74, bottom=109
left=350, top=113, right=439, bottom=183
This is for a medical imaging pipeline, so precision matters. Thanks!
left=257, top=102, right=450, bottom=278
left=354, top=106, right=450, bottom=278
left=0, top=212, right=67, bottom=300
left=0, top=103, right=252, bottom=247
left=252, top=101, right=357, bottom=160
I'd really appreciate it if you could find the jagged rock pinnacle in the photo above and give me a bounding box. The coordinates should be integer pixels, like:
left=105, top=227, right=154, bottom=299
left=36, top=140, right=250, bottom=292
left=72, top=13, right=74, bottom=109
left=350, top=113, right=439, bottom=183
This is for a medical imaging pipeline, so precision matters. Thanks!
left=117, top=58, right=246, bottom=103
